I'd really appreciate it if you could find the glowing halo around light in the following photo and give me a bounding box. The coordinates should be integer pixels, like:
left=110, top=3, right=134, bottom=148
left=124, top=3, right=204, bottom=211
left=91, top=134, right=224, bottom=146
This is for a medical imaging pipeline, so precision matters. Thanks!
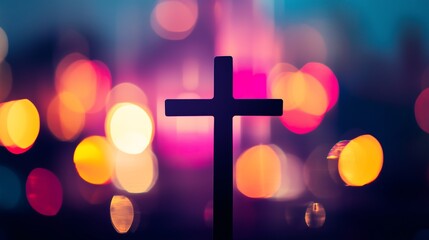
left=106, top=103, right=154, bottom=155
left=0, top=99, right=40, bottom=153
left=338, top=134, right=383, bottom=186
left=151, top=0, right=198, bottom=40
left=235, top=145, right=281, bottom=198
left=26, top=168, right=63, bottom=216
left=110, top=195, right=135, bottom=234
left=73, top=136, right=113, bottom=185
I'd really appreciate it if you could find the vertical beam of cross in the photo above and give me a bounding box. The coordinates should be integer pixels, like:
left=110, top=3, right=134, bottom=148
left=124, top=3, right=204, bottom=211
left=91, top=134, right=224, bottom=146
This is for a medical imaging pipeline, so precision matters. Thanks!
left=165, top=56, right=283, bottom=240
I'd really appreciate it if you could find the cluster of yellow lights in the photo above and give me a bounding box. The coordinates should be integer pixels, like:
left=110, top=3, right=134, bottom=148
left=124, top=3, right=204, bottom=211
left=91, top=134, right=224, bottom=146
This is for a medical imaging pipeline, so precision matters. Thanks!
left=0, top=99, right=40, bottom=153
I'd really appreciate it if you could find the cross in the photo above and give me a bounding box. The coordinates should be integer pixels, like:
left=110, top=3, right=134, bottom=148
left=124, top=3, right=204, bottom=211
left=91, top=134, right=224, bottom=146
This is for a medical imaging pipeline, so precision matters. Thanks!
left=165, top=56, right=283, bottom=240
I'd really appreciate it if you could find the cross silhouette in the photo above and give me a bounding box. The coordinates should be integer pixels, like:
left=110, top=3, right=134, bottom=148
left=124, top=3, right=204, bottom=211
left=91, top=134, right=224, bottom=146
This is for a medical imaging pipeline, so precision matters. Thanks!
left=165, top=56, right=283, bottom=240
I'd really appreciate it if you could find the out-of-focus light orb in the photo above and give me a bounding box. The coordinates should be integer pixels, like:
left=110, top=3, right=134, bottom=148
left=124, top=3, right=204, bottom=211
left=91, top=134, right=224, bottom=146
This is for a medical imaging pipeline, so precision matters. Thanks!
left=114, top=148, right=158, bottom=193
left=0, top=99, right=40, bottom=152
left=305, top=202, right=326, bottom=228
left=235, top=145, right=281, bottom=198
left=0, top=166, right=21, bottom=209
left=26, top=168, right=63, bottom=216
left=151, top=0, right=198, bottom=40
left=271, top=71, right=328, bottom=134
left=415, top=88, right=429, bottom=133
left=301, top=62, right=339, bottom=111
left=338, top=134, right=383, bottom=186
left=272, top=71, right=328, bottom=116
left=47, top=92, right=85, bottom=141
left=106, top=103, right=154, bottom=155
left=0, top=27, right=8, bottom=62
left=110, top=195, right=134, bottom=234
left=105, top=82, right=148, bottom=111
left=0, top=62, right=12, bottom=102
left=73, top=136, right=113, bottom=185
left=56, top=58, right=97, bottom=112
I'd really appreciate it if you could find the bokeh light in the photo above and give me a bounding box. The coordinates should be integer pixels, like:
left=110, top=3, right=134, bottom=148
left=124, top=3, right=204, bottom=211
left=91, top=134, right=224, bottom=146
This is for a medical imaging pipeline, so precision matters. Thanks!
left=56, top=58, right=98, bottom=112
left=73, top=136, right=113, bottom=185
left=0, top=27, right=8, bottom=62
left=271, top=71, right=328, bottom=134
left=0, top=99, right=40, bottom=153
left=0, top=166, right=21, bottom=209
left=106, top=103, right=154, bottom=155
left=305, top=202, right=326, bottom=228
left=47, top=92, right=85, bottom=141
left=26, top=168, right=63, bottom=216
left=114, top=148, right=158, bottom=193
left=0, top=62, right=12, bottom=102
left=110, top=195, right=134, bottom=234
left=151, top=0, right=198, bottom=40
left=415, top=88, right=429, bottom=133
left=235, top=145, right=281, bottom=198
left=338, top=134, right=383, bottom=186
left=301, top=62, right=339, bottom=111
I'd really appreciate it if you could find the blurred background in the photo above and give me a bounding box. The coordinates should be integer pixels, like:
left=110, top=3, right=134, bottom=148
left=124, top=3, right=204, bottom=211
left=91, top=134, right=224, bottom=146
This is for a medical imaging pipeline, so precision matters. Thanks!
left=0, top=0, right=429, bottom=239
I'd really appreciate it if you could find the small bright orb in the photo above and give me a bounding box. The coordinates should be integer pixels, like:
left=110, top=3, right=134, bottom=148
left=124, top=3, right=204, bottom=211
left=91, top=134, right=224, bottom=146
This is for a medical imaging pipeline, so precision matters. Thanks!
left=338, top=134, right=383, bottom=186
left=235, top=145, right=281, bottom=198
left=26, top=168, right=63, bottom=216
left=110, top=195, right=134, bottom=234
left=0, top=27, right=8, bottom=62
left=106, top=103, right=154, bottom=155
left=305, top=202, right=326, bottom=228
left=73, top=136, right=113, bottom=185
left=415, top=88, right=429, bottom=133
left=114, top=148, right=158, bottom=193
left=0, top=99, right=40, bottom=152
left=0, top=62, right=12, bottom=102
left=151, top=0, right=198, bottom=40
left=47, top=92, right=85, bottom=141
left=0, top=165, right=21, bottom=209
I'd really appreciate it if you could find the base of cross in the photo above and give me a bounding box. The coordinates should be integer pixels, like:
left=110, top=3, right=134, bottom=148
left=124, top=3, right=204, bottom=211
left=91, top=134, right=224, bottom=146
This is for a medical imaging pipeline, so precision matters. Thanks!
left=165, top=56, right=283, bottom=240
